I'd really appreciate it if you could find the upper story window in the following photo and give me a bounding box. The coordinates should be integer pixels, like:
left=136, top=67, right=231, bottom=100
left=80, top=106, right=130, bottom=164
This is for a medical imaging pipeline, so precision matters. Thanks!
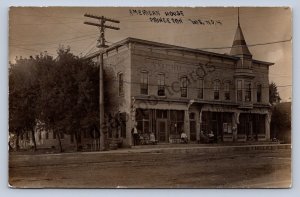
left=245, top=81, right=252, bottom=102
left=140, top=71, right=148, bottom=95
left=118, top=72, right=124, bottom=96
left=257, top=84, right=262, bottom=102
left=180, top=76, right=188, bottom=98
left=157, top=73, right=165, bottom=96
left=213, top=80, right=220, bottom=100
left=237, top=80, right=243, bottom=102
left=198, top=79, right=204, bottom=99
left=224, top=81, right=230, bottom=100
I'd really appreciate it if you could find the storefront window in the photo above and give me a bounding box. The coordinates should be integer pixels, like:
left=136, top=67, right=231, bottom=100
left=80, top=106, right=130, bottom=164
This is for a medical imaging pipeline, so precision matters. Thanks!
left=136, top=109, right=150, bottom=134
left=201, top=112, right=210, bottom=133
left=222, top=113, right=232, bottom=134
left=170, top=110, right=184, bottom=135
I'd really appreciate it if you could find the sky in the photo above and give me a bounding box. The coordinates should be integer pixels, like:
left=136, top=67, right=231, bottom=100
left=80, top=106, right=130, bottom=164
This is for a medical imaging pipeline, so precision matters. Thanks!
left=9, top=7, right=292, bottom=101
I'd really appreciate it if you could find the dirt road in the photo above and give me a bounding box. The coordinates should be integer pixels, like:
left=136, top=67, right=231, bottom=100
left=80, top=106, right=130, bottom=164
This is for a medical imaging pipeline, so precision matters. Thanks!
left=9, top=148, right=291, bottom=188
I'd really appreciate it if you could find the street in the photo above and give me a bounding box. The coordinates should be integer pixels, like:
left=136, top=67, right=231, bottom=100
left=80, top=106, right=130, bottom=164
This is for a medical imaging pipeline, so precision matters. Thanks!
left=9, top=147, right=291, bottom=188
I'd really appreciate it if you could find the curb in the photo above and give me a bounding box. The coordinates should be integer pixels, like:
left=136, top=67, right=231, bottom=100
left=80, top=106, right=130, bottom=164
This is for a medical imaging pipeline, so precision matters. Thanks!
left=113, top=144, right=291, bottom=154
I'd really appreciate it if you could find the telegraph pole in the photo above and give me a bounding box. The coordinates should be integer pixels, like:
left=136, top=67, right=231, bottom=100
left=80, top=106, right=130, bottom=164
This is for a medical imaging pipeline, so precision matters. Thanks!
left=84, top=13, right=120, bottom=151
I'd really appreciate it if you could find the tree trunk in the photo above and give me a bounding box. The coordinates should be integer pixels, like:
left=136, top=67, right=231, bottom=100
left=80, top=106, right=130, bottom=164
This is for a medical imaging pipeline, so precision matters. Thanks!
left=57, top=131, right=63, bottom=152
left=74, top=132, right=79, bottom=151
left=100, top=129, right=107, bottom=151
left=31, top=129, right=37, bottom=151
left=16, top=131, right=20, bottom=151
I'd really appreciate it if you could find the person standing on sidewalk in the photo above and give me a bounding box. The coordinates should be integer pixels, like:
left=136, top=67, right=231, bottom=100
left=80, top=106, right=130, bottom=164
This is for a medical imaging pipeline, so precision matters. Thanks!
left=232, top=126, right=237, bottom=142
left=132, top=124, right=139, bottom=146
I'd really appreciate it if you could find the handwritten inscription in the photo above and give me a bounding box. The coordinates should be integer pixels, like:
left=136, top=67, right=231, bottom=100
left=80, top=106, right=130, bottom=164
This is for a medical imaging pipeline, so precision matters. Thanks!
left=188, top=19, right=222, bottom=25
left=129, top=9, right=222, bottom=25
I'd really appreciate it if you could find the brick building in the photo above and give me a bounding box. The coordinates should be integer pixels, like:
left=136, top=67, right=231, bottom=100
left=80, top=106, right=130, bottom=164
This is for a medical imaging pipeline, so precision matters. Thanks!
left=88, top=21, right=273, bottom=146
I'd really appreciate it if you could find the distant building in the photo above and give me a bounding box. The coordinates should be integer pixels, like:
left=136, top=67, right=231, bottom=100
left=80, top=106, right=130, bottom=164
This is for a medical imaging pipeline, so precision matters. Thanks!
left=88, top=20, right=273, bottom=146
left=14, top=121, right=98, bottom=151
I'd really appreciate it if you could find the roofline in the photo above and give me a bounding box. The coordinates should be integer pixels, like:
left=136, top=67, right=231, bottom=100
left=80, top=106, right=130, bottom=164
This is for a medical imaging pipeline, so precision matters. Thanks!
left=252, top=59, right=274, bottom=66
left=84, top=37, right=240, bottom=60
left=84, top=37, right=275, bottom=66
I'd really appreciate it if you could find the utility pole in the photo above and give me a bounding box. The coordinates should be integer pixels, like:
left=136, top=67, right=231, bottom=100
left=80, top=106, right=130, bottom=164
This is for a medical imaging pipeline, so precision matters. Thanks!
left=84, top=13, right=120, bottom=151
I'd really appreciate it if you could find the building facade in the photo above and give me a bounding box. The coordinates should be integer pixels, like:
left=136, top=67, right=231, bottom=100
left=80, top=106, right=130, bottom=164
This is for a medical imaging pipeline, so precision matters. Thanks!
left=89, top=22, right=273, bottom=147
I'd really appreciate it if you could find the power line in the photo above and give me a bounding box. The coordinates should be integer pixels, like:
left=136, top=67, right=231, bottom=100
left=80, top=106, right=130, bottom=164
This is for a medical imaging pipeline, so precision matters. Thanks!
left=10, top=21, right=84, bottom=26
left=31, top=8, right=87, bottom=35
left=11, top=13, right=83, bottom=20
left=10, top=33, right=98, bottom=46
left=83, top=42, right=97, bottom=57
left=10, top=46, right=56, bottom=56
left=198, top=39, right=292, bottom=50
left=129, top=38, right=291, bottom=52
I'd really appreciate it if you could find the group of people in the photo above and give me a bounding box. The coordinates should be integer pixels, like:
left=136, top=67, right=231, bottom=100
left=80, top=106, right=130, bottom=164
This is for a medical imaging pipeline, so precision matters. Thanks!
left=131, top=125, right=189, bottom=145
left=131, top=125, right=157, bottom=146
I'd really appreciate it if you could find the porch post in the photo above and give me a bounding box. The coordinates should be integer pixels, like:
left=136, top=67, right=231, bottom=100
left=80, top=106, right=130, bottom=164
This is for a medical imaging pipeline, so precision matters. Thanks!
left=196, top=110, right=202, bottom=142
left=232, top=112, right=239, bottom=142
left=129, top=100, right=136, bottom=146
left=265, top=112, right=271, bottom=141
left=184, top=109, right=190, bottom=140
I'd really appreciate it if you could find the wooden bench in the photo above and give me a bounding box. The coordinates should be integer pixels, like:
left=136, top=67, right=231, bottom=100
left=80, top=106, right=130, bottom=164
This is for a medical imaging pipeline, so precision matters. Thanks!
left=257, top=134, right=266, bottom=141
left=223, top=134, right=233, bottom=142
left=169, top=134, right=182, bottom=144
left=237, top=134, right=247, bottom=142
left=139, top=134, right=157, bottom=145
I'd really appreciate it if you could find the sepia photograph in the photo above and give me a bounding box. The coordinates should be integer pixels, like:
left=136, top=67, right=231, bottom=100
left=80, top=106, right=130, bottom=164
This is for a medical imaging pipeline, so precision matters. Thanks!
left=8, top=7, right=292, bottom=188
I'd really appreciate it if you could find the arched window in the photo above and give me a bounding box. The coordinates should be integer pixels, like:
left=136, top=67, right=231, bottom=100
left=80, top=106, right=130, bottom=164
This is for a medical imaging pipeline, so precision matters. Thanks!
left=118, top=72, right=124, bottom=96
left=180, top=76, right=188, bottom=97
left=157, top=73, right=165, bottom=96
left=213, top=80, right=220, bottom=100
left=245, top=81, right=252, bottom=102
left=257, top=84, right=262, bottom=102
left=224, top=81, right=230, bottom=100
left=198, top=78, right=204, bottom=99
left=140, top=71, right=148, bottom=95
left=237, top=80, right=243, bottom=101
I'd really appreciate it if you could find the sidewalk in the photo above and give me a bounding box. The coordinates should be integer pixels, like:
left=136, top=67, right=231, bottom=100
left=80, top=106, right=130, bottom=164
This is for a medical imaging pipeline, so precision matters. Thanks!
left=106, top=143, right=291, bottom=154
left=10, top=143, right=291, bottom=156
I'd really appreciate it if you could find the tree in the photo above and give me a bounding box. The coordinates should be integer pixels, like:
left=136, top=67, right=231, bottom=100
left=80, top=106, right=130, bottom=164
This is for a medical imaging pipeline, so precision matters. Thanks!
left=9, top=56, right=43, bottom=151
left=269, top=82, right=281, bottom=105
left=37, top=47, right=99, bottom=152
left=9, top=47, right=99, bottom=152
left=270, top=102, right=291, bottom=143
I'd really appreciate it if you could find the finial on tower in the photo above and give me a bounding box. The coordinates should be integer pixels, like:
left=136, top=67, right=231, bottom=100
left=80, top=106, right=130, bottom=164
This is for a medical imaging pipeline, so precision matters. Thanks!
left=238, top=7, right=240, bottom=26
left=230, top=7, right=252, bottom=57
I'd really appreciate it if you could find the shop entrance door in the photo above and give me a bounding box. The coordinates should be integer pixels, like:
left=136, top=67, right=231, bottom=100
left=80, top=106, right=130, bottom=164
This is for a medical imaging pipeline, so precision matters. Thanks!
left=190, top=121, right=196, bottom=141
left=157, top=120, right=168, bottom=142
left=246, top=121, right=253, bottom=140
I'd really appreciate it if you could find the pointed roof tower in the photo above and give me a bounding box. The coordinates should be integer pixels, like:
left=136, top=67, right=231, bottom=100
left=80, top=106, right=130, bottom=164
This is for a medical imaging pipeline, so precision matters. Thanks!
left=230, top=8, right=252, bottom=58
